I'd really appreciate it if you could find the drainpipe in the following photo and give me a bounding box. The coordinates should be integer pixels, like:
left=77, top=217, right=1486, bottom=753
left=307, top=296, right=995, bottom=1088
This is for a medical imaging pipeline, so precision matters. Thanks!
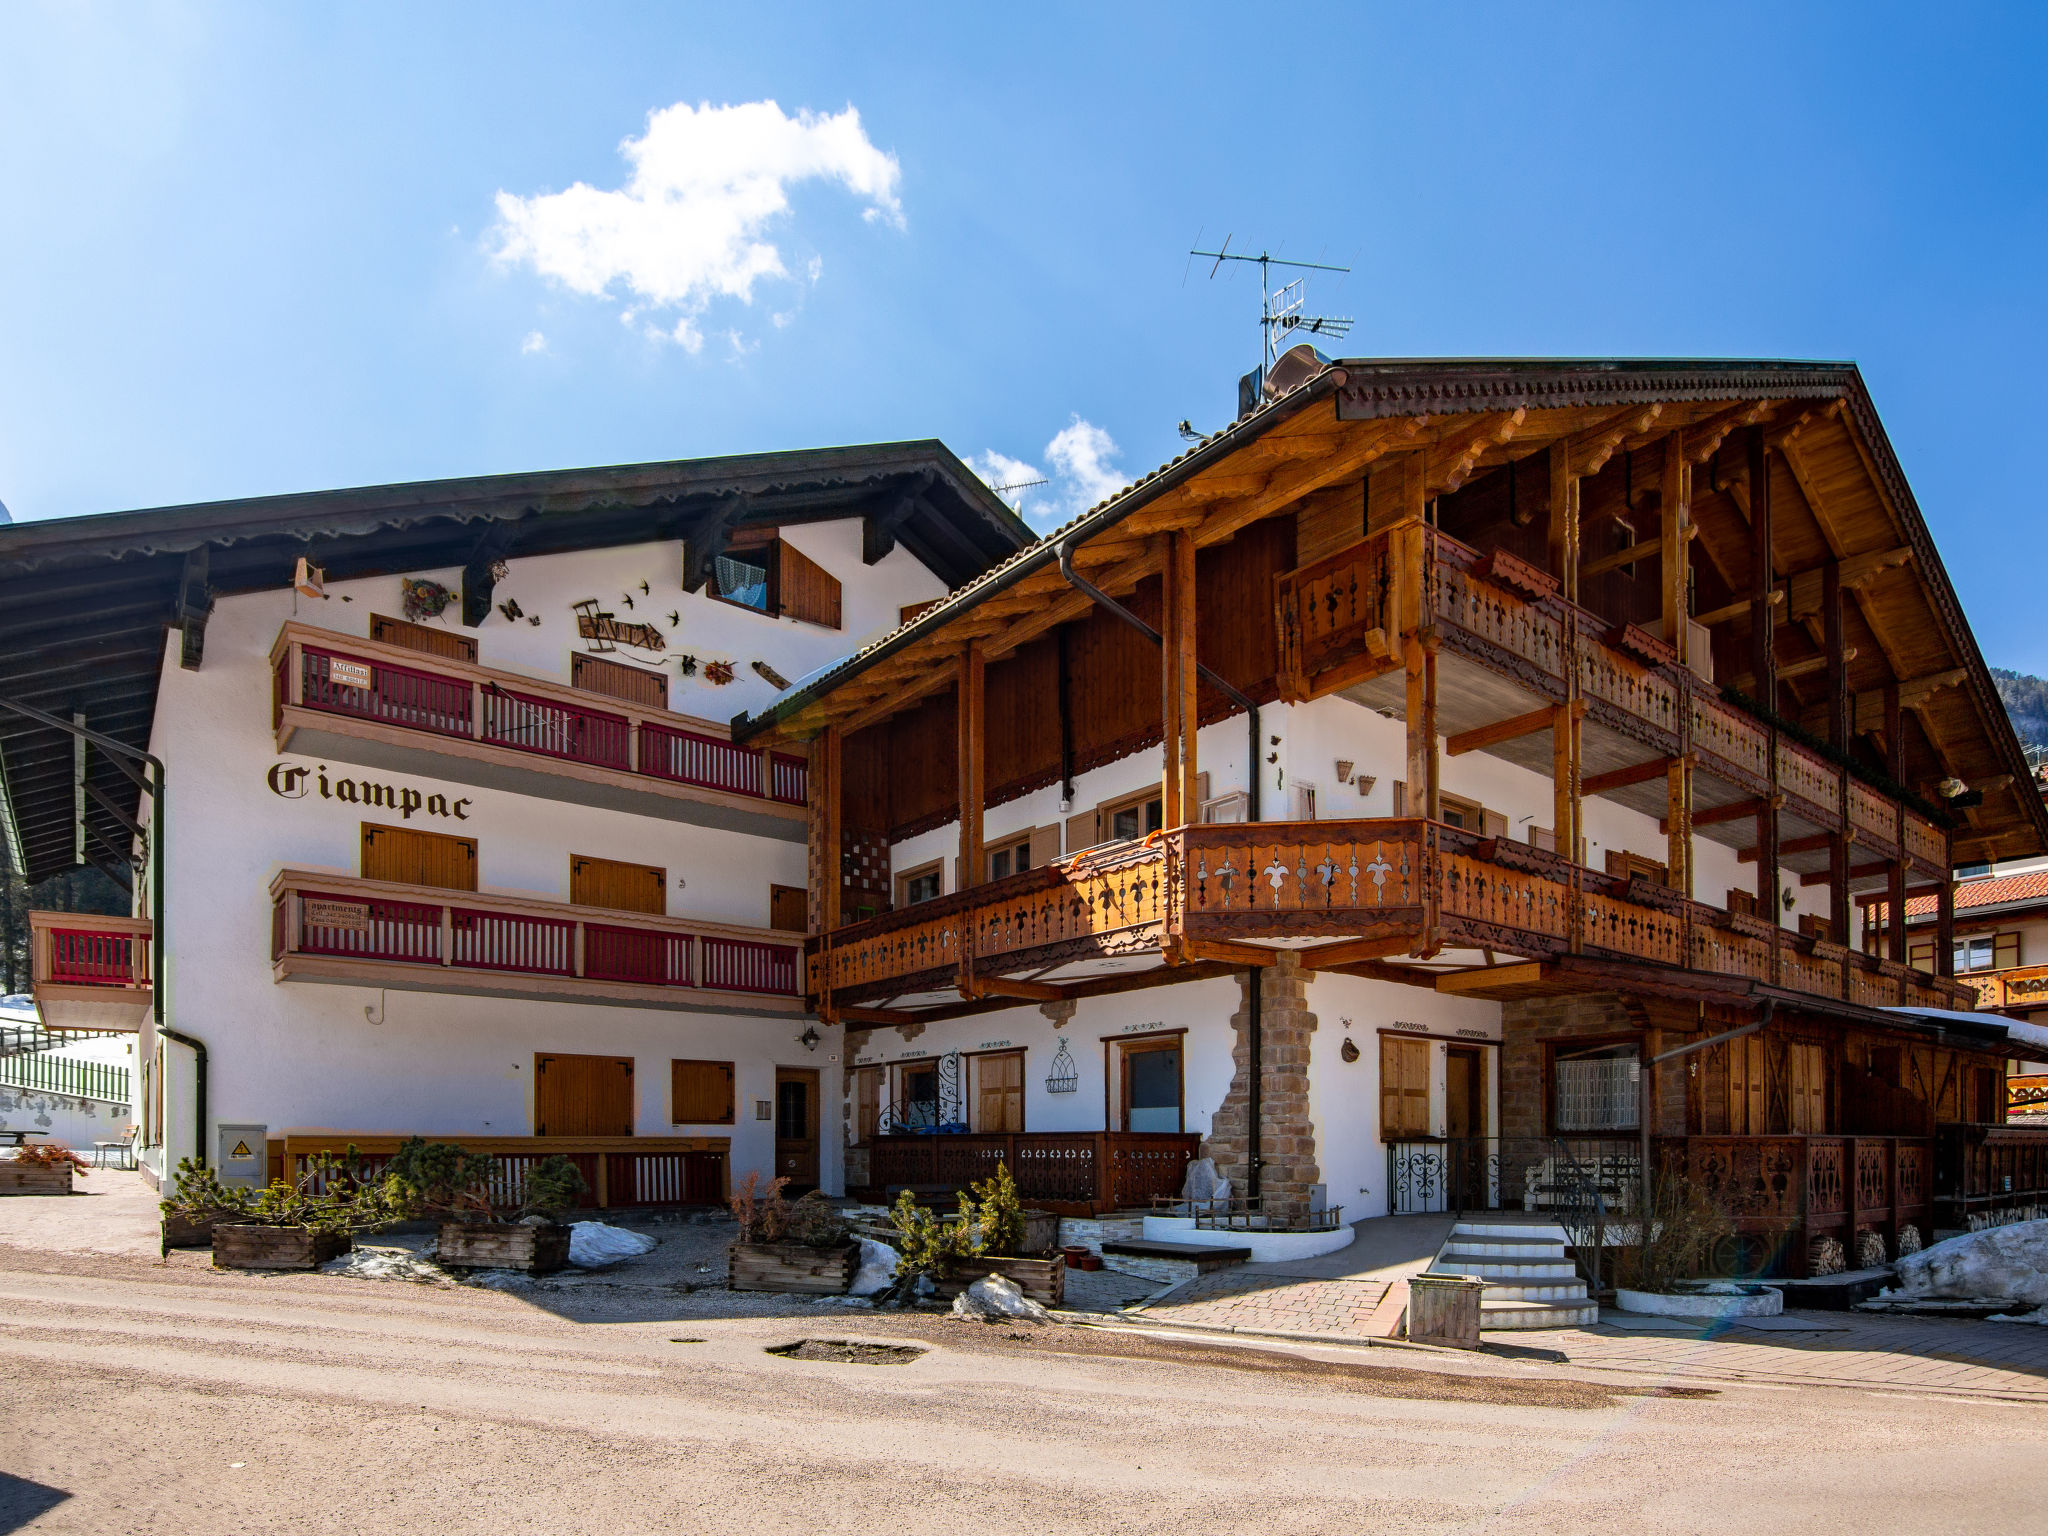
left=1638, top=998, right=1773, bottom=1213
left=0, top=692, right=201, bottom=1166
left=1055, top=529, right=1269, bottom=1198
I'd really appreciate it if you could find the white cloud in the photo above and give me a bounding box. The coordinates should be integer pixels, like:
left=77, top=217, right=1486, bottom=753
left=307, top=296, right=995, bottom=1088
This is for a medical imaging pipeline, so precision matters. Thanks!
left=1045, top=417, right=1126, bottom=511
left=491, top=99, right=901, bottom=348
left=520, top=330, right=548, bottom=355
left=970, top=417, right=1129, bottom=528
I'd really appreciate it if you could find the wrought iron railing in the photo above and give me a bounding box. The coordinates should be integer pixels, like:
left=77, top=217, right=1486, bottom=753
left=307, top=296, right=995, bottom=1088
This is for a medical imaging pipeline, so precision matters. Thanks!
left=1385, top=1136, right=1645, bottom=1218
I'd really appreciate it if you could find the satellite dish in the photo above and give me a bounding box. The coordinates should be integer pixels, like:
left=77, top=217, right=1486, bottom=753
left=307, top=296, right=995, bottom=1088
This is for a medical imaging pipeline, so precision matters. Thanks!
left=0, top=497, right=12, bottom=525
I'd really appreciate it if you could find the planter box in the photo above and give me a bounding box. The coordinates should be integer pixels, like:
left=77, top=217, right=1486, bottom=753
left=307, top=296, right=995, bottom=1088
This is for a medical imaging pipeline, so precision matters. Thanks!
left=729, top=1241, right=858, bottom=1294
left=161, top=1209, right=236, bottom=1251
left=1615, top=1283, right=1782, bottom=1319
left=1407, top=1274, right=1484, bottom=1349
left=932, top=1252, right=1066, bottom=1308
left=0, top=1162, right=73, bottom=1196
left=1020, top=1211, right=1060, bottom=1255
left=437, top=1221, right=571, bottom=1275
left=212, top=1224, right=353, bottom=1271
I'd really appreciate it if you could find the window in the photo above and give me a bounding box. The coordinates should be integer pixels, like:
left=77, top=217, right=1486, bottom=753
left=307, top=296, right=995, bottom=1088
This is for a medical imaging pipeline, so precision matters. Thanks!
left=1956, top=862, right=1994, bottom=882
left=1908, top=938, right=1934, bottom=971
left=569, top=855, right=666, bottom=915
left=973, top=1051, right=1024, bottom=1132
left=1553, top=1043, right=1640, bottom=1132
left=897, top=1063, right=940, bottom=1130
left=769, top=884, right=808, bottom=933
left=988, top=837, right=1032, bottom=881
left=1291, top=781, right=1319, bottom=821
left=671, top=1060, right=735, bottom=1125
left=1103, top=791, right=1164, bottom=844
left=370, top=613, right=477, bottom=663
left=1606, top=850, right=1670, bottom=887
left=1952, top=934, right=2020, bottom=974
left=571, top=653, right=667, bottom=710
left=1118, top=1037, right=1182, bottom=1132
left=705, top=538, right=842, bottom=629
left=362, top=823, right=477, bottom=891
left=1380, top=1036, right=1432, bottom=1139
left=897, top=860, right=942, bottom=907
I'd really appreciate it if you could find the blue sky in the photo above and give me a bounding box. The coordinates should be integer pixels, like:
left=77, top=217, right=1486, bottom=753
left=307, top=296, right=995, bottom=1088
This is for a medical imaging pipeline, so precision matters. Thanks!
left=3, top=3, right=2045, bottom=665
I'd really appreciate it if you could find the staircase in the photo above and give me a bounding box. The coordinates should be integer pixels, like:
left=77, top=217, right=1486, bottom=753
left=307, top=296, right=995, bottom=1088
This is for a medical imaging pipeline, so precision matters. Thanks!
left=1428, top=1218, right=1598, bottom=1329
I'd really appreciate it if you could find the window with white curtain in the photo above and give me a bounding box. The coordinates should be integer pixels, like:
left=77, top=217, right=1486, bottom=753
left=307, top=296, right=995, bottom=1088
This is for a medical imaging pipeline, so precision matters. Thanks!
left=1554, top=1045, right=1640, bottom=1132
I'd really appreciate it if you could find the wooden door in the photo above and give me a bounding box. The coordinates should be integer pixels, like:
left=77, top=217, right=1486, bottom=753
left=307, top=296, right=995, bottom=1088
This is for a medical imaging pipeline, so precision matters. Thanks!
left=1380, top=1036, right=1431, bottom=1139
left=769, top=884, right=808, bottom=933
left=853, top=1066, right=883, bottom=1143
left=362, top=823, right=477, bottom=891
left=1445, top=1046, right=1486, bottom=1208
left=535, top=1052, right=635, bottom=1137
left=775, top=1068, right=820, bottom=1190
left=975, top=1051, right=1024, bottom=1133
left=570, top=855, right=665, bottom=915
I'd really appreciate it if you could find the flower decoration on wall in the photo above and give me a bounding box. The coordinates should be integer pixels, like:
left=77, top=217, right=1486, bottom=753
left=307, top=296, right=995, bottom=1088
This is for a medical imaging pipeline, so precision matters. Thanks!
left=703, top=659, right=736, bottom=686
left=401, top=579, right=455, bottom=623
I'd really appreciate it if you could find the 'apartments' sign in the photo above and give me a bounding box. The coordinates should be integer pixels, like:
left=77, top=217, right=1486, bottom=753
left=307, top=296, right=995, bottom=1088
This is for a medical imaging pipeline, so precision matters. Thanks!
left=267, top=761, right=472, bottom=822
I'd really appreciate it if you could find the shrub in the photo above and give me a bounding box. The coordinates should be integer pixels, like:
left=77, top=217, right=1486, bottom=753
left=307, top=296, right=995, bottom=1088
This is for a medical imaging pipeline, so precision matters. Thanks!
left=729, top=1171, right=792, bottom=1243
left=161, top=1157, right=250, bottom=1220
left=1615, top=1175, right=1737, bottom=1293
left=15, top=1143, right=89, bottom=1174
left=778, top=1190, right=851, bottom=1248
left=888, top=1188, right=981, bottom=1281
left=970, top=1160, right=1025, bottom=1257
left=384, top=1138, right=497, bottom=1220
left=520, top=1155, right=588, bottom=1221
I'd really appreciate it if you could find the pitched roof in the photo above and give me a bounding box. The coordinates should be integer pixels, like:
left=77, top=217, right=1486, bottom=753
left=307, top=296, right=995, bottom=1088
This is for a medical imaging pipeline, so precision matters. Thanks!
left=0, top=442, right=1032, bottom=885
left=1884, top=867, right=2048, bottom=923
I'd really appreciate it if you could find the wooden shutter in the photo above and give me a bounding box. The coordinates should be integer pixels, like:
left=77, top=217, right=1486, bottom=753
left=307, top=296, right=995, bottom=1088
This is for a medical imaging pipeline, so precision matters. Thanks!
left=1787, top=1042, right=1826, bottom=1134
left=1908, top=939, right=1934, bottom=970
left=769, top=884, right=808, bottom=932
left=1028, top=825, right=1062, bottom=870
left=671, top=1059, right=735, bottom=1125
left=361, top=823, right=477, bottom=891
left=1391, top=780, right=1406, bottom=816
left=535, top=1052, right=634, bottom=1137
left=1482, top=809, right=1509, bottom=840
left=1065, top=810, right=1097, bottom=853
left=974, top=1051, right=1025, bottom=1133
left=1996, top=931, right=2022, bottom=970
left=1379, top=1037, right=1431, bottom=1138
left=854, top=1067, right=883, bottom=1142
left=370, top=613, right=476, bottom=663
left=571, top=653, right=667, bottom=710
left=899, top=600, right=939, bottom=625
left=777, top=542, right=842, bottom=629
left=1727, top=1036, right=1765, bottom=1136
left=570, top=855, right=666, bottom=915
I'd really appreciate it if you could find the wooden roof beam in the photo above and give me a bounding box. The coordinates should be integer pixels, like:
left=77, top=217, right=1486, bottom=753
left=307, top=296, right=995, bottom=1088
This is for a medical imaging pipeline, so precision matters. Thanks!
left=1424, top=408, right=1528, bottom=496
left=1569, top=404, right=1663, bottom=479
left=1684, top=401, right=1784, bottom=465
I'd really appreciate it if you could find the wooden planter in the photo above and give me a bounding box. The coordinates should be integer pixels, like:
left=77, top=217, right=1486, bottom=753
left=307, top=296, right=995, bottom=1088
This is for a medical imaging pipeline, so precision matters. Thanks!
left=1020, top=1211, right=1061, bottom=1254
left=437, top=1221, right=571, bottom=1275
left=161, top=1209, right=235, bottom=1251
left=0, top=1162, right=73, bottom=1196
left=932, top=1252, right=1066, bottom=1308
left=729, top=1241, right=858, bottom=1294
left=211, top=1224, right=353, bottom=1271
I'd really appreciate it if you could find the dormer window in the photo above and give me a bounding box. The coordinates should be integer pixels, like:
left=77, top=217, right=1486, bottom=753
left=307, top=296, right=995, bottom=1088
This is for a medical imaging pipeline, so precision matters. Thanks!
left=703, top=534, right=842, bottom=628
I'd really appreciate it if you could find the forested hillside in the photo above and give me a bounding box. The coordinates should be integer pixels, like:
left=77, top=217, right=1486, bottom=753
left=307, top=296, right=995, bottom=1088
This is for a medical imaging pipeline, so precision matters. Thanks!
left=1993, top=668, right=2048, bottom=755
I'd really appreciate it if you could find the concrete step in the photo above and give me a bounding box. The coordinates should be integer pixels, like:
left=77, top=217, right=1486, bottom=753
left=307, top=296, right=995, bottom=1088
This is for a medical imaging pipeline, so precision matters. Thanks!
left=1429, top=1259, right=1579, bottom=1281
left=1481, top=1298, right=1600, bottom=1329
left=1449, top=1228, right=1572, bottom=1253
left=1442, top=1238, right=1569, bottom=1261
left=1099, top=1239, right=1250, bottom=1287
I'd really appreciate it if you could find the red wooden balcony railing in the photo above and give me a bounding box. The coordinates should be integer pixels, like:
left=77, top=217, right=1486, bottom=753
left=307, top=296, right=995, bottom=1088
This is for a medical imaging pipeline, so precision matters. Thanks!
left=47, top=927, right=147, bottom=987
left=271, top=873, right=802, bottom=1002
left=274, top=622, right=807, bottom=809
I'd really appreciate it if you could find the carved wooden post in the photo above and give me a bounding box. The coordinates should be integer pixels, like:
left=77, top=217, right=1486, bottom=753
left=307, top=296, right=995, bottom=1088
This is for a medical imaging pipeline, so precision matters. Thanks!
left=1667, top=754, right=1693, bottom=898
left=816, top=725, right=842, bottom=935
left=1748, top=430, right=1776, bottom=715
left=1660, top=430, right=1691, bottom=664
left=1885, top=683, right=1907, bottom=963
left=957, top=643, right=985, bottom=890
left=1549, top=441, right=1580, bottom=604
left=1936, top=844, right=1957, bottom=980
left=1824, top=560, right=1851, bottom=948
left=1161, top=529, right=1198, bottom=830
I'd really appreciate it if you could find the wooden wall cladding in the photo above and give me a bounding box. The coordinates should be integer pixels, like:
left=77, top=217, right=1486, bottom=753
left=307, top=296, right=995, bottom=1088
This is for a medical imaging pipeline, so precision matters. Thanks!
left=844, top=516, right=1295, bottom=841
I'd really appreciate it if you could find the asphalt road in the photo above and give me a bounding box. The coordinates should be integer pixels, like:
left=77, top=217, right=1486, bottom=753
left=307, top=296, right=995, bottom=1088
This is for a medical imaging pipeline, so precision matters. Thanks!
left=0, top=1243, right=2040, bottom=1535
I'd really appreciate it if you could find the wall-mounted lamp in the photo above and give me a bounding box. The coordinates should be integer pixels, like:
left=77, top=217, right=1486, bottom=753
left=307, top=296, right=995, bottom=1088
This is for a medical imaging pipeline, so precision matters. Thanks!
left=798, top=1025, right=821, bottom=1052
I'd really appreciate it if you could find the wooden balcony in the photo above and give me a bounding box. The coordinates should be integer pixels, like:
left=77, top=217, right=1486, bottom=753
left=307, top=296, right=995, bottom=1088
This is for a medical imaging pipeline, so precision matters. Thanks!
left=26, top=910, right=153, bottom=1030
left=859, top=1131, right=1201, bottom=1215
left=269, top=870, right=804, bottom=1015
left=809, top=819, right=1974, bottom=1016
left=1960, top=962, right=2048, bottom=1013
left=1665, top=1134, right=1934, bottom=1275
left=269, top=621, right=808, bottom=840
left=1274, top=524, right=1950, bottom=887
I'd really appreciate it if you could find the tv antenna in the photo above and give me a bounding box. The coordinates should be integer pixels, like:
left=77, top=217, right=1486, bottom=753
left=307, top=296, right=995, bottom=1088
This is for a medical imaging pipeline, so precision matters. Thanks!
left=991, top=475, right=1048, bottom=496
left=1190, top=236, right=1353, bottom=369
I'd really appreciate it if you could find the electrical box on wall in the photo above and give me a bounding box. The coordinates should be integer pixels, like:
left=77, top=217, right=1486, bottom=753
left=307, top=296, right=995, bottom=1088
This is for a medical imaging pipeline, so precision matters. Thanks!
left=216, top=1123, right=267, bottom=1189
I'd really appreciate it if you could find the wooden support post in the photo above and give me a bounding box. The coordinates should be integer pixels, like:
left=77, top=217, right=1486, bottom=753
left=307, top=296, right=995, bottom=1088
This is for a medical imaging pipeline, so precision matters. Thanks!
left=1887, top=858, right=1908, bottom=964
left=815, top=726, right=842, bottom=935
left=1756, top=794, right=1781, bottom=938
left=1549, top=442, right=1580, bottom=603
left=957, top=643, right=985, bottom=890
left=1936, top=869, right=1957, bottom=979
left=1660, top=430, right=1691, bottom=664
left=1162, top=528, right=1198, bottom=830
left=1667, top=754, right=1693, bottom=899
left=1824, top=560, right=1851, bottom=945
left=1748, top=430, right=1776, bottom=715
left=1404, top=634, right=1438, bottom=821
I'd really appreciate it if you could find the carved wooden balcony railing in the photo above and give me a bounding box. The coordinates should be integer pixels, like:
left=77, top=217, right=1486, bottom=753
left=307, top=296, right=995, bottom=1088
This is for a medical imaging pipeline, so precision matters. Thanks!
left=808, top=818, right=1975, bottom=1014
left=1957, top=961, right=2048, bottom=1013
left=1272, top=524, right=1950, bottom=878
left=1932, top=1122, right=2048, bottom=1228
left=1663, top=1134, right=1933, bottom=1275
left=860, top=1130, right=1201, bottom=1215
left=26, top=910, right=153, bottom=1030
left=269, top=870, right=803, bottom=1014
left=269, top=621, right=807, bottom=830
left=283, top=1133, right=731, bottom=1208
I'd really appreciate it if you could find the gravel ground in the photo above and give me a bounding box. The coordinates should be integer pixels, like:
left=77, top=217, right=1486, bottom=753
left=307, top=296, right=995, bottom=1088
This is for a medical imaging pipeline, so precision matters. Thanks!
left=4, top=1234, right=2045, bottom=1535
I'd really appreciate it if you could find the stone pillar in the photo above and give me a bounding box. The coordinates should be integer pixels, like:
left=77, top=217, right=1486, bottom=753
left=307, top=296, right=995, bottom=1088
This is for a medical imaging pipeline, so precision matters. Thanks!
left=1203, top=952, right=1321, bottom=1219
